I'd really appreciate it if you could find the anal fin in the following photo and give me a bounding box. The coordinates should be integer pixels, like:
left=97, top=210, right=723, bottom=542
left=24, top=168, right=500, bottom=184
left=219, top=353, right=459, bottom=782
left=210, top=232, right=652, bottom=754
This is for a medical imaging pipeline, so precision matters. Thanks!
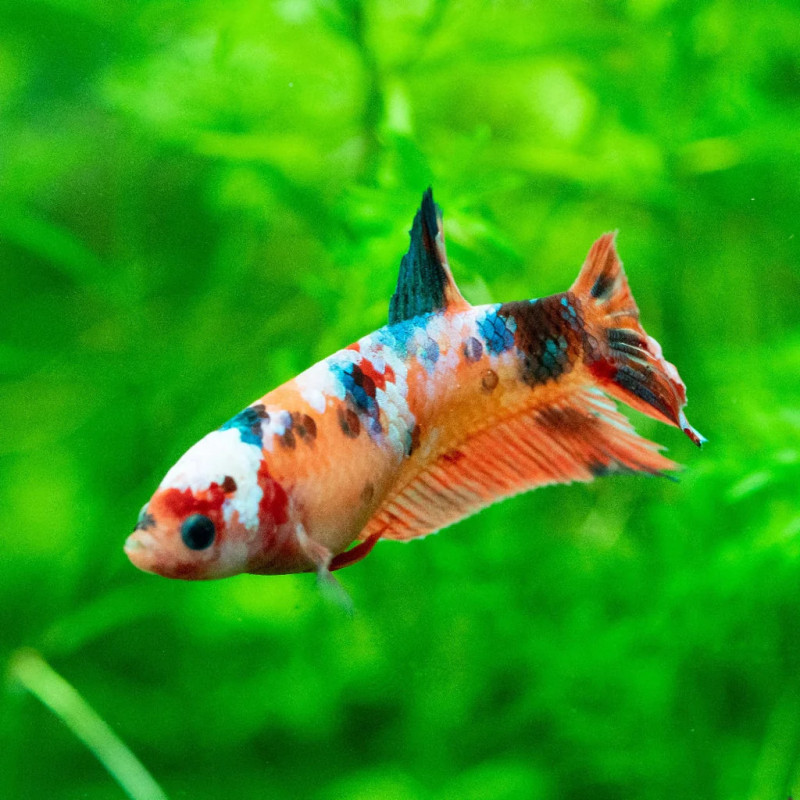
left=360, top=387, right=677, bottom=543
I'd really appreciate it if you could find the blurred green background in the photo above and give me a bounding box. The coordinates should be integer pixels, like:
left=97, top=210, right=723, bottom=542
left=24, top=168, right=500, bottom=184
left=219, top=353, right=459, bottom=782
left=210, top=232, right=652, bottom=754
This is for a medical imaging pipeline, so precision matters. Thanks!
left=2, top=1, right=799, bottom=798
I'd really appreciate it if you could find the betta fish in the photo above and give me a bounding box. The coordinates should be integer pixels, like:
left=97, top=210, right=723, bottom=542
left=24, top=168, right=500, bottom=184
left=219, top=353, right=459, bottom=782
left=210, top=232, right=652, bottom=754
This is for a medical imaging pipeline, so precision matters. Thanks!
left=125, top=189, right=703, bottom=587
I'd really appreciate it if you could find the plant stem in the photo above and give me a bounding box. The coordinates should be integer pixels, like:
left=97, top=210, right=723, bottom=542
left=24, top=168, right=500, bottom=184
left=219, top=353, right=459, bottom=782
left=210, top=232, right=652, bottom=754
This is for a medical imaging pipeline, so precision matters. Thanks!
left=8, top=649, right=168, bottom=800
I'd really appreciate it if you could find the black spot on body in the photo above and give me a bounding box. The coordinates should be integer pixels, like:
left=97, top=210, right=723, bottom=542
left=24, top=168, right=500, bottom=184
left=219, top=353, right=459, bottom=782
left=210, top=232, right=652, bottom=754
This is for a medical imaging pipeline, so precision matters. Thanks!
left=463, top=336, right=483, bottom=362
left=406, top=423, right=422, bottom=456
left=294, top=413, right=317, bottom=442
left=280, top=429, right=296, bottom=449
left=333, top=363, right=381, bottom=434
left=221, top=476, right=237, bottom=493
left=338, top=407, right=361, bottom=438
left=351, top=364, right=376, bottom=398
left=360, top=482, right=375, bottom=505
left=481, top=369, right=499, bottom=391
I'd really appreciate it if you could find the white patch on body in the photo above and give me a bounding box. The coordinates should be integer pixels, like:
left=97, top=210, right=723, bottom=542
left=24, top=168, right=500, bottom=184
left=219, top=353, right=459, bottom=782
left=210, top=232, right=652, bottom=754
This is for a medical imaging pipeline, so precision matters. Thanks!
left=295, top=341, right=418, bottom=459
left=302, top=388, right=327, bottom=414
left=436, top=316, right=464, bottom=375
left=360, top=339, right=415, bottom=458
left=270, top=410, right=292, bottom=436
left=160, top=428, right=264, bottom=532
left=295, top=349, right=360, bottom=410
left=256, top=408, right=294, bottom=452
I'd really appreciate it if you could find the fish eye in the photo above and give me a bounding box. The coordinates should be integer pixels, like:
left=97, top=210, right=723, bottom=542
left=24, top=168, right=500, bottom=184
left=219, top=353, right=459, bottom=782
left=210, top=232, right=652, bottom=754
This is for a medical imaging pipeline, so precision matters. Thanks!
left=180, top=514, right=216, bottom=550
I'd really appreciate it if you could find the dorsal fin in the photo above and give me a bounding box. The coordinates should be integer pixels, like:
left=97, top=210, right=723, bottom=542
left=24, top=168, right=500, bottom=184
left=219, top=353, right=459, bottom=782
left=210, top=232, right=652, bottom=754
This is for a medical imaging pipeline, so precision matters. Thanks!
left=388, top=188, right=470, bottom=324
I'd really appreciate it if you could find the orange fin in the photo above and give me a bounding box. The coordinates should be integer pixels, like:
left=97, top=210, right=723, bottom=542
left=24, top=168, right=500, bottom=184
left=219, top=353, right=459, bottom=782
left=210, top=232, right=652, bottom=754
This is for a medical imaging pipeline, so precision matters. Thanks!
left=360, top=387, right=678, bottom=543
left=571, top=233, right=705, bottom=447
left=388, top=188, right=470, bottom=324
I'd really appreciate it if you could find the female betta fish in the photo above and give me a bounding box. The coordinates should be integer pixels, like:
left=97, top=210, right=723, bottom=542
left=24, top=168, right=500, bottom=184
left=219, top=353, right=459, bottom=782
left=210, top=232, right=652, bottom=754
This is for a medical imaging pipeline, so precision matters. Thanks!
left=125, top=189, right=704, bottom=585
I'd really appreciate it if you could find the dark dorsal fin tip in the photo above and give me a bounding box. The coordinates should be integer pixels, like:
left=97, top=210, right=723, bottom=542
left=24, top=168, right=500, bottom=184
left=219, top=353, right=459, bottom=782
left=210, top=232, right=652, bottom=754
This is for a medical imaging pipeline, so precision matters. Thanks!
left=388, top=188, right=469, bottom=325
left=419, top=186, right=438, bottom=253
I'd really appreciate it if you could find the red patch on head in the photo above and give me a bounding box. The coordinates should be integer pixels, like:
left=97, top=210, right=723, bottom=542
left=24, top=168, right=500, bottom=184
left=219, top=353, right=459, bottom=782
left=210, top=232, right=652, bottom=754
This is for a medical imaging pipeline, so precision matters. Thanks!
left=257, top=460, right=289, bottom=527
left=159, top=488, right=195, bottom=519
left=158, top=483, right=227, bottom=530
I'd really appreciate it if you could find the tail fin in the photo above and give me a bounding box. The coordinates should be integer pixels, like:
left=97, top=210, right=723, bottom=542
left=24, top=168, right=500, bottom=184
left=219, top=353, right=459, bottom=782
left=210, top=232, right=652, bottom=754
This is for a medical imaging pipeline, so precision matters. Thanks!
left=571, top=233, right=705, bottom=447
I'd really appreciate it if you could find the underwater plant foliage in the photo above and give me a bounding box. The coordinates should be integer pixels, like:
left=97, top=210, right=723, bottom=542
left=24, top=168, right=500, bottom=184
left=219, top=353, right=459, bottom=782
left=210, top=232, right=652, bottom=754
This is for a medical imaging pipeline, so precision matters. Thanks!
left=1, top=1, right=799, bottom=798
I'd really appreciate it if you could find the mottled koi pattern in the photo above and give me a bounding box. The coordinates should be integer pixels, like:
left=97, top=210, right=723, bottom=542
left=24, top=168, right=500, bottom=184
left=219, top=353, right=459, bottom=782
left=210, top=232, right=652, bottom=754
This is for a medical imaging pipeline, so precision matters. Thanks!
left=125, top=189, right=704, bottom=584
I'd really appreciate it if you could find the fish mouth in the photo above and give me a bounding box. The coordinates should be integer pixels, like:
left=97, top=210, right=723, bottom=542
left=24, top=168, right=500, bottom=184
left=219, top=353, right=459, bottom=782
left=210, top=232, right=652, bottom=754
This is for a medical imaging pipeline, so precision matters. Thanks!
left=124, top=530, right=158, bottom=573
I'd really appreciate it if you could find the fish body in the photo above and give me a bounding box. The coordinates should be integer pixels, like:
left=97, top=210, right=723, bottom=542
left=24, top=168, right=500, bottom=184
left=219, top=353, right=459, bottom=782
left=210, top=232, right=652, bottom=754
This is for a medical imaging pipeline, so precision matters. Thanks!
left=126, top=189, right=703, bottom=582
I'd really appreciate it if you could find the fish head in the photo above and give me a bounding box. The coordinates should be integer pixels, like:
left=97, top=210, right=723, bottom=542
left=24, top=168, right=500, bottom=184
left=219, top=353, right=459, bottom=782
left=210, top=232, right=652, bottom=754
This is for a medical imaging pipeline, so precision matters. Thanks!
left=125, top=428, right=268, bottom=579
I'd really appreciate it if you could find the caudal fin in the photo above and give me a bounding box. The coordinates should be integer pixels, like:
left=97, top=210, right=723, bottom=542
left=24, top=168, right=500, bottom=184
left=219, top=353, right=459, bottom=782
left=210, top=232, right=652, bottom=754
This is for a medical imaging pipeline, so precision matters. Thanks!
left=571, top=233, right=705, bottom=447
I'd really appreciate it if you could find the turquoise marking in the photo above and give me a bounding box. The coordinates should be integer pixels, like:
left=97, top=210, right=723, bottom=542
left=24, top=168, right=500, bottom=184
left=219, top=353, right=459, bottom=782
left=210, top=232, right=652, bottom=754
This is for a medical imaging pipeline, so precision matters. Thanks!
left=478, top=307, right=517, bottom=355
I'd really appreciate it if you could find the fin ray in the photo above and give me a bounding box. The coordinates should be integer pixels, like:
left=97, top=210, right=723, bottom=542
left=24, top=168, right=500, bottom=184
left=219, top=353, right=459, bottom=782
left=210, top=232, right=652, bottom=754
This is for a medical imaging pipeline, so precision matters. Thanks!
left=360, top=386, right=677, bottom=543
left=572, top=233, right=705, bottom=447
left=388, top=188, right=470, bottom=324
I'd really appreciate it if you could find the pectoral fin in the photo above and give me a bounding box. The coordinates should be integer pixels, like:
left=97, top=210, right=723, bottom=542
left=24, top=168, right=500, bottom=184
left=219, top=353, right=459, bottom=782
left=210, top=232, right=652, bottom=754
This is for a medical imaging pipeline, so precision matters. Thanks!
left=295, top=523, right=354, bottom=614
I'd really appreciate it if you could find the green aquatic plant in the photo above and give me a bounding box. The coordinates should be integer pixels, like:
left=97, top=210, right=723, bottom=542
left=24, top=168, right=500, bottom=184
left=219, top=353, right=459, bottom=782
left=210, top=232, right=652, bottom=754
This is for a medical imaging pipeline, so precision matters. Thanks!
left=9, top=650, right=167, bottom=800
left=1, top=0, right=799, bottom=798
